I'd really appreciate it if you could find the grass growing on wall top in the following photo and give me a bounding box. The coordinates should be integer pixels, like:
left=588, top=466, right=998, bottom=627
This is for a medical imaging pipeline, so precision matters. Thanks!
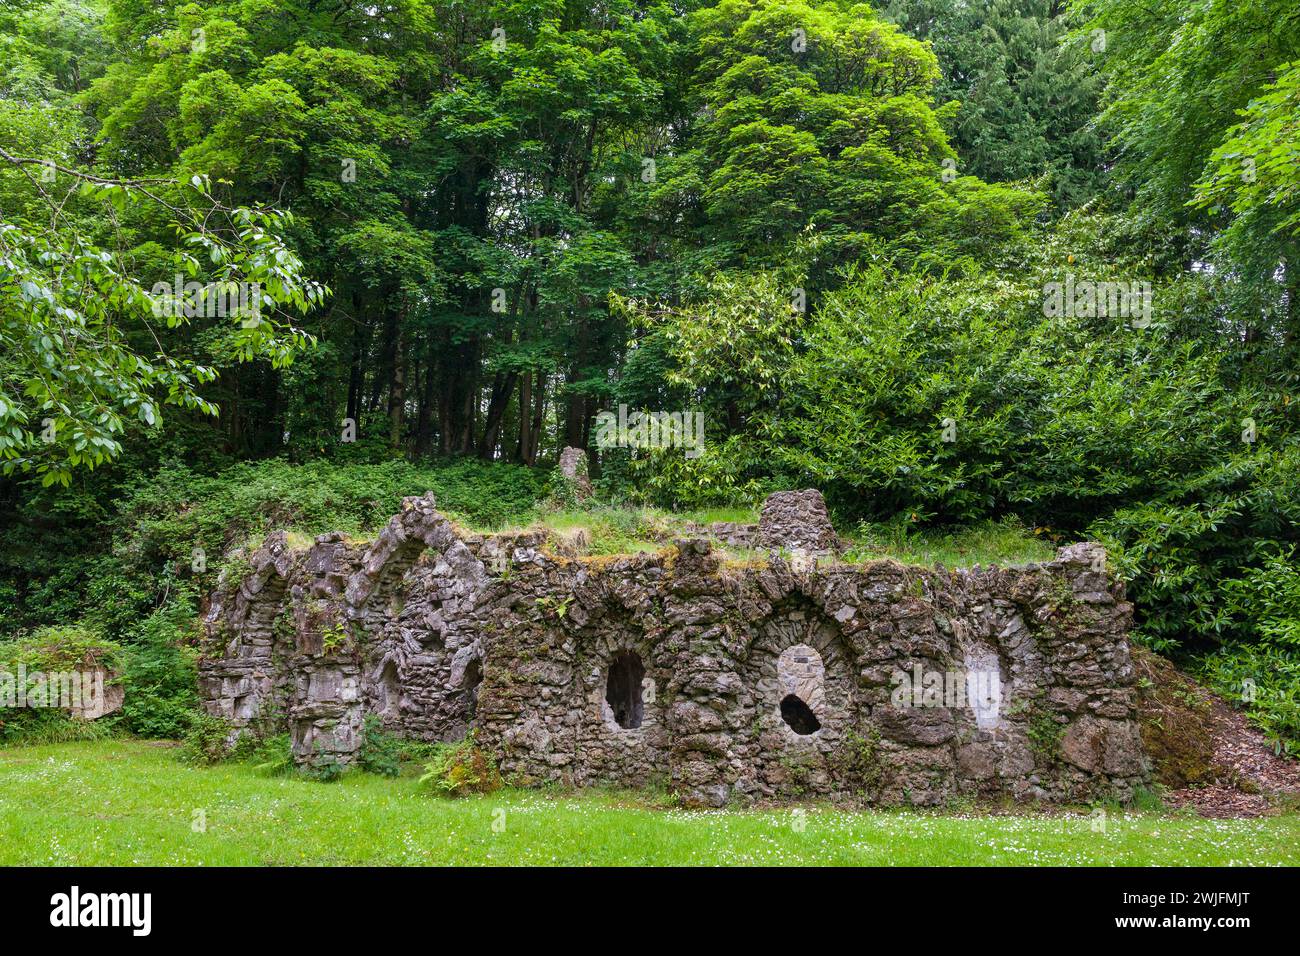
left=842, top=517, right=1060, bottom=568
left=489, top=509, right=1057, bottom=568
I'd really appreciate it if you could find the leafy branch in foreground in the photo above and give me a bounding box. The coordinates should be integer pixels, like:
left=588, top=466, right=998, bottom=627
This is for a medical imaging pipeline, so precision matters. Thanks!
left=0, top=151, right=328, bottom=485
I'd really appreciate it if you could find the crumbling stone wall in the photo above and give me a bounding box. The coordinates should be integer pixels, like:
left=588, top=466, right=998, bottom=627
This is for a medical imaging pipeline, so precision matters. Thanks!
left=200, top=493, right=1149, bottom=805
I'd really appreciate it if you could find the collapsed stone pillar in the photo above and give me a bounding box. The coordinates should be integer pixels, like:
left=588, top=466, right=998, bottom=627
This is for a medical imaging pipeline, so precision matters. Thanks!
left=556, top=446, right=594, bottom=502
left=757, top=488, right=843, bottom=555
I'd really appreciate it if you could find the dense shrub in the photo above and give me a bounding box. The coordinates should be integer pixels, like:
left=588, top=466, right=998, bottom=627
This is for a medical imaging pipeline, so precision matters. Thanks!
left=0, top=626, right=124, bottom=744
left=357, top=715, right=403, bottom=777
left=1183, top=548, right=1300, bottom=756
left=0, top=457, right=550, bottom=742
left=1199, top=644, right=1300, bottom=758
left=178, top=712, right=234, bottom=765
left=111, top=457, right=546, bottom=584
left=117, top=602, right=201, bottom=739
left=301, top=753, right=346, bottom=783
left=419, top=732, right=502, bottom=796
left=0, top=625, right=123, bottom=671
left=247, top=733, right=295, bottom=776
left=619, top=249, right=1300, bottom=752
left=0, top=457, right=549, bottom=642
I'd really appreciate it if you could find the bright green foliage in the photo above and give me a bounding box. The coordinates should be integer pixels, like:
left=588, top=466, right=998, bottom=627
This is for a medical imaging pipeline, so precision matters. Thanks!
left=301, top=754, right=346, bottom=783
left=419, top=731, right=502, bottom=797
left=0, top=623, right=122, bottom=671
left=246, top=733, right=294, bottom=777
left=1079, top=0, right=1300, bottom=331
left=1079, top=0, right=1299, bottom=215
left=681, top=0, right=1042, bottom=268
left=883, top=0, right=1107, bottom=210
left=178, top=712, right=234, bottom=765
left=0, top=625, right=125, bottom=744
left=2, top=1, right=326, bottom=484
left=89, top=0, right=681, bottom=458
left=1194, top=61, right=1300, bottom=253
left=1193, top=547, right=1300, bottom=755
left=1200, top=640, right=1300, bottom=759
left=627, top=236, right=1267, bottom=527
left=358, top=715, right=403, bottom=778
left=117, top=604, right=200, bottom=739
left=0, top=190, right=325, bottom=486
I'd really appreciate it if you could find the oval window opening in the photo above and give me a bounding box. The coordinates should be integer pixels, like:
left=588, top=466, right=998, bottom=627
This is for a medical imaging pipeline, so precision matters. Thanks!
left=780, top=694, right=821, bottom=735
left=605, top=651, right=645, bottom=729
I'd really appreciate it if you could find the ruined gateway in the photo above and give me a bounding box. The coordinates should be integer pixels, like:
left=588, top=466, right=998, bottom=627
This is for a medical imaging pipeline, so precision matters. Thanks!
left=200, top=492, right=1149, bottom=806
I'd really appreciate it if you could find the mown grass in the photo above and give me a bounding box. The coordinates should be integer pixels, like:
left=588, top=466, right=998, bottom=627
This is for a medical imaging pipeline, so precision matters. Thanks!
left=2, top=741, right=1297, bottom=866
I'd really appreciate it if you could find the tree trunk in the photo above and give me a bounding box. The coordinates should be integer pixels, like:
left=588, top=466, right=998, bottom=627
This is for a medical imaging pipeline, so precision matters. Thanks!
left=528, top=370, right=546, bottom=464
left=563, top=390, right=587, bottom=449
left=460, top=359, right=478, bottom=453
left=516, top=373, right=532, bottom=463
left=415, top=336, right=437, bottom=456
left=345, top=294, right=368, bottom=429
left=388, top=321, right=406, bottom=450
left=479, top=371, right=518, bottom=459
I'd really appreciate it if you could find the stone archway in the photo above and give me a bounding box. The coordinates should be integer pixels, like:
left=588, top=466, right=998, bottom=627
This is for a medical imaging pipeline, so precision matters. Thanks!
left=738, top=599, right=865, bottom=798
left=570, top=607, right=670, bottom=788
left=376, top=659, right=401, bottom=720
left=462, top=658, right=482, bottom=718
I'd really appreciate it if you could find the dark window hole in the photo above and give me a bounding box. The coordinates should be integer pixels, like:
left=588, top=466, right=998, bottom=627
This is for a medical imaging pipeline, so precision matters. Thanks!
left=463, top=659, right=482, bottom=717
left=605, top=651, right=645, bottom=729
left=780, top=694, right=821, bottom=735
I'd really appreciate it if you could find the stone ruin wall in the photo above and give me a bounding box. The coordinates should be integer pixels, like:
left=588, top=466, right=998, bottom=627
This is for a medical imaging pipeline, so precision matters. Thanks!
left=199, top=492, right=1149, bottom=806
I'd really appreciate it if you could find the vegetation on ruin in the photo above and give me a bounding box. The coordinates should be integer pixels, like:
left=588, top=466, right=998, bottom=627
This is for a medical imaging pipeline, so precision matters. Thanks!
left=1134, top=649, right=1218, bottom=790
left=419, top=732, right=504, bottom=797
left=0, top=626, right=123, bottom=744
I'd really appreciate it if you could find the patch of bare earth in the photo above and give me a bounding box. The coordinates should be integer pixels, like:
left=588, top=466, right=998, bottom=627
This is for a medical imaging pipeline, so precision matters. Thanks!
left=1135, top=648, right=1300, bottom=818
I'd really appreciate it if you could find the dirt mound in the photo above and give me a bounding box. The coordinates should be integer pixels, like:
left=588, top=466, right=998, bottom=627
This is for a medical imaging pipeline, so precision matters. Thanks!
left=1135, top=647, right=1300, bottom=817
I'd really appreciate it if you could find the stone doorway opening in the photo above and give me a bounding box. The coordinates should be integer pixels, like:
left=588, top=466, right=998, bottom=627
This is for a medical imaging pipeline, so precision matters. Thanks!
left=605, top=651, right=645, bottom=729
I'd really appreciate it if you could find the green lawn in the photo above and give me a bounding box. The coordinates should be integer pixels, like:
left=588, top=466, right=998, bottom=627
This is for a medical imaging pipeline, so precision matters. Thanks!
left=2, top=740, right=1296, bottom=866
